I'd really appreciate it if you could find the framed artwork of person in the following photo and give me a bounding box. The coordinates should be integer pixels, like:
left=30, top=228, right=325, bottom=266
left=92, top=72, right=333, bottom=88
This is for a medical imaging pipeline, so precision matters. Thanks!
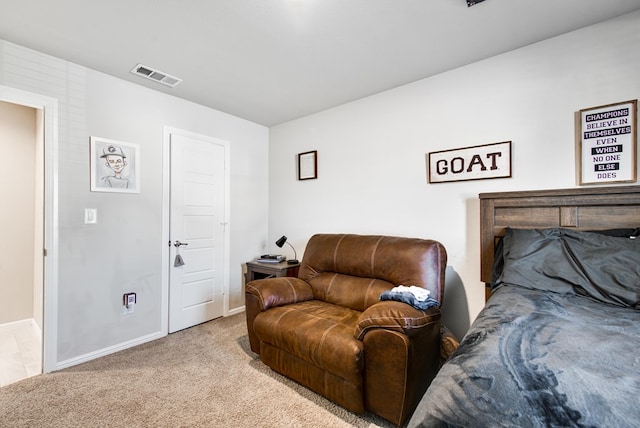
left=90, top=136, right=140, bottom=193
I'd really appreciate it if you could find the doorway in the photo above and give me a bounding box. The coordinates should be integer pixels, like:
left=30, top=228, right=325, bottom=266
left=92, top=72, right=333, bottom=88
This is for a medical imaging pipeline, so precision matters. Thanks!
left=0, top=101, right=41, bottom=384
left=162, top=127, right=230, bottom=334
left=0, top=86, right=58, bottom=375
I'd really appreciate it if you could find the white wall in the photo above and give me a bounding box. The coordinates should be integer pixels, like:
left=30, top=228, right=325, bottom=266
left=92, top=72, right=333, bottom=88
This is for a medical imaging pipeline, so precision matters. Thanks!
left=269, top=11, right=640, bottom=340
left=0, top=41, right=269, bottom=365
left=0, top=101, right=36, bottom=324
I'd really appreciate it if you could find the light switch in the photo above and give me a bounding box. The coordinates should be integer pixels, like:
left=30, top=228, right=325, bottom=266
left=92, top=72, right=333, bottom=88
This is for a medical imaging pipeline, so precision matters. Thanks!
left=84, top=208, right=97, bottom=224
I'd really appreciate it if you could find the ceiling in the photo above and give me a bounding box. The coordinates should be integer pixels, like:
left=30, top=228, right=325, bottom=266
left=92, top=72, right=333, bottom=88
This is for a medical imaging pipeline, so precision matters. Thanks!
left=2, top=0, right=640, bottom=127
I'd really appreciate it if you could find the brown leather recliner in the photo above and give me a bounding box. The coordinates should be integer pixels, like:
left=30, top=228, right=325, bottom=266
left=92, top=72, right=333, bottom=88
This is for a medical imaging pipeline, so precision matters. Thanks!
left=245, top=234, right=447, bottom=426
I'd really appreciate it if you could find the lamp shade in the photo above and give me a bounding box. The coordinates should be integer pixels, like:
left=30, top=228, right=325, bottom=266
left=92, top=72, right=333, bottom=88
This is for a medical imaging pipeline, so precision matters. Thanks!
left=275, top=235, right=287, bottom=248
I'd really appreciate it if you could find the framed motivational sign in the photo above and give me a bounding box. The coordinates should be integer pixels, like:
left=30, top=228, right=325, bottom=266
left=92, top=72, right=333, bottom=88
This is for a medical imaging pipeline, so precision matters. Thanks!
left=577, top=100, right=637, bottom=185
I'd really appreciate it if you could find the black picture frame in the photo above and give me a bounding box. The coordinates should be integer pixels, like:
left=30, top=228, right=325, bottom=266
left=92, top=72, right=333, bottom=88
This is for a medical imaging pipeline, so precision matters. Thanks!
left=298, top=150, right=318, bottom=180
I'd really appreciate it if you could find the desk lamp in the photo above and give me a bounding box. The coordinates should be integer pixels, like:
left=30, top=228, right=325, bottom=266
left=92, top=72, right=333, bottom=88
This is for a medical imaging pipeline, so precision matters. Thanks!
left=275, top=235, right=299, bottom=264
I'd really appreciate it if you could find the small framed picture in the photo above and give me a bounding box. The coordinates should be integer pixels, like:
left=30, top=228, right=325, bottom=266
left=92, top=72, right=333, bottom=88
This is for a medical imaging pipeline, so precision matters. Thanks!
left=90, top=136, right=140, bottom=193
left=298, top=150, right=318, bottom=180
left=577, top=100, right=637, bottom=185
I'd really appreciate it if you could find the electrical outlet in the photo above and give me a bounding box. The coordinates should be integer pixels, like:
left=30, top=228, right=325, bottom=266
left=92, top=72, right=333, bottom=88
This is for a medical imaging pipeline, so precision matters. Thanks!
left=122, top=292, right=136, bottom=315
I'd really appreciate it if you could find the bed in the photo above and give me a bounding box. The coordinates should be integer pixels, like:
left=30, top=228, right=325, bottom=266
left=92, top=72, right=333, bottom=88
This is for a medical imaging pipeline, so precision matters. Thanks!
left=408, top=185, right=640, bottom=428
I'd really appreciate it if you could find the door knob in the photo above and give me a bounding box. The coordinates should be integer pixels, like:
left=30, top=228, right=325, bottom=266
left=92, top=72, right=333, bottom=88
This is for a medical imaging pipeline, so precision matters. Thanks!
left=174, top=240, right=189, bottom=247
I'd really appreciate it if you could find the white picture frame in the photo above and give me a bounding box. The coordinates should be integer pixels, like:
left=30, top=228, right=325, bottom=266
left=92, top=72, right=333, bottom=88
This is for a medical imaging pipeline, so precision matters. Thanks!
left=577, top=100, right=637, bottom=185
left=90, top=136, right=140, bottom=193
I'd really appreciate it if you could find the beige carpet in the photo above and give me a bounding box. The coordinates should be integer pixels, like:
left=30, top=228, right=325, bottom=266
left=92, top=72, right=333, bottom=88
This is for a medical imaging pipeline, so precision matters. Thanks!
left=0, top=313, right=395, bottom=427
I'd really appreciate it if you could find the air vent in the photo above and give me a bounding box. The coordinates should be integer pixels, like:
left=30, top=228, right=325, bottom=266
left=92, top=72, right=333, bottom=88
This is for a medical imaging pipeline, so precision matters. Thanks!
left=130, top=64, right=182, bottom=88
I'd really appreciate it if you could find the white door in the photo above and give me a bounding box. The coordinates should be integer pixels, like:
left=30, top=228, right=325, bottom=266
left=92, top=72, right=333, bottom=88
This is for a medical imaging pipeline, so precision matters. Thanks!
left=169, top=132, right=226, bottom=333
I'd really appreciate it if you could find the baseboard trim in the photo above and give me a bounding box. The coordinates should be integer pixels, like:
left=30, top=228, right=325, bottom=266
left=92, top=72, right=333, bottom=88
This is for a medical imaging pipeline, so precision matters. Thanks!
left=56, top=330, right=166, bottom=371
left=55, top=311, right=244, bottom=371
left=227, top=306, right=245, bottom=317
left=0, top=318, right=34, bottom=333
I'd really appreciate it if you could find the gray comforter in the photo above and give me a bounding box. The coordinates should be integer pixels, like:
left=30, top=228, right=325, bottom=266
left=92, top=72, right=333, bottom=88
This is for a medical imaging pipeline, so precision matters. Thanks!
left=409, top=228, right=640, bottom=428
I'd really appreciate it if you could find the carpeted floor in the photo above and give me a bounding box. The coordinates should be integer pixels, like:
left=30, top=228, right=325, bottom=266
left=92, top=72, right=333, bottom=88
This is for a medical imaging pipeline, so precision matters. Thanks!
left=0, top=313, right=395, bottom=427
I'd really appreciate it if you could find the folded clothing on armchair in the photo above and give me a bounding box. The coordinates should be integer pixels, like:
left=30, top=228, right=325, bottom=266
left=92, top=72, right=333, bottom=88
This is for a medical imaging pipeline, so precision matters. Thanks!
left=380, top=285, right=440, bottom=310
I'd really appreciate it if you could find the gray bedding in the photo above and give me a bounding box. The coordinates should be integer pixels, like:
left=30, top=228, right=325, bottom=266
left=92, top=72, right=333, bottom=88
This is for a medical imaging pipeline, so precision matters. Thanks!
left=409, top=228, right=640, bottom=428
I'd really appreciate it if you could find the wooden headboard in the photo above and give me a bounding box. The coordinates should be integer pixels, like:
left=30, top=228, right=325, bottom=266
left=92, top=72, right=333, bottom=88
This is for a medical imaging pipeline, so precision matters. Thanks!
left=479, top=185, right=640, bottom=290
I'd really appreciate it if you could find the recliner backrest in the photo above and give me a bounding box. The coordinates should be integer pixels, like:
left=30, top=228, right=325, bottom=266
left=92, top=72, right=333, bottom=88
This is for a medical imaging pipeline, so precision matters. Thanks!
left=298, top=234, right=447, bottom=312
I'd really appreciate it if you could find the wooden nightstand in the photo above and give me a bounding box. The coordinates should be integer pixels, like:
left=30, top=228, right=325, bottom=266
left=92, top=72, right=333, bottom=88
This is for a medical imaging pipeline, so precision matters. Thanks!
left=245, top=260, right=300, bottom=284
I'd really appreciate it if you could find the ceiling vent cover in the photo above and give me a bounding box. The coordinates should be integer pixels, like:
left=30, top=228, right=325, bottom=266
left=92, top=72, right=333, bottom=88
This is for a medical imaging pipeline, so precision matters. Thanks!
left=130, top=64, right=182, bottom=88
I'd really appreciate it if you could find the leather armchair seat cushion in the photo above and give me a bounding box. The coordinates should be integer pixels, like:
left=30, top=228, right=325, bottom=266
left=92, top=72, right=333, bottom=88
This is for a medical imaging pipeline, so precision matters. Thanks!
left=253, top=300, right=363, bottom=386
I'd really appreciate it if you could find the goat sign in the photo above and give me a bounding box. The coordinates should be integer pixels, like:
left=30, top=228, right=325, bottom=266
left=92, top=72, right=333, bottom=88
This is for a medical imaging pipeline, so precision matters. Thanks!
left=427, top=141, right=512, bottom=183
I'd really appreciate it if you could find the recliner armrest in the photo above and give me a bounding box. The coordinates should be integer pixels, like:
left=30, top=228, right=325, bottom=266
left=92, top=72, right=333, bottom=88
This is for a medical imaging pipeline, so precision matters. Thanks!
left=246, top=277, right=314, bottom=311
left=357, top=301, right=442, bottom=425
left=354, top=300, right=440, bottom=340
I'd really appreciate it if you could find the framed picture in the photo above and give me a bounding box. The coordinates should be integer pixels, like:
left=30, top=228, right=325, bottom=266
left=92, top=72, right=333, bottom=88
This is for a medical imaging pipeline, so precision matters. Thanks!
left=90, top=136, right=140, bottom=193
left=298, top=150, right=318, bottom=180
left=577, top=100, right=637, bottom=185
left=427, top=141, right=512, bottom=184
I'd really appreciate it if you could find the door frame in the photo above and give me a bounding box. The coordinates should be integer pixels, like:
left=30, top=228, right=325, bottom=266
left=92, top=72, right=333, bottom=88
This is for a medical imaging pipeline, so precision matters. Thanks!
left=0, top=85, right=59, bottom=373
left=161, top=126, right=231, bottom=334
